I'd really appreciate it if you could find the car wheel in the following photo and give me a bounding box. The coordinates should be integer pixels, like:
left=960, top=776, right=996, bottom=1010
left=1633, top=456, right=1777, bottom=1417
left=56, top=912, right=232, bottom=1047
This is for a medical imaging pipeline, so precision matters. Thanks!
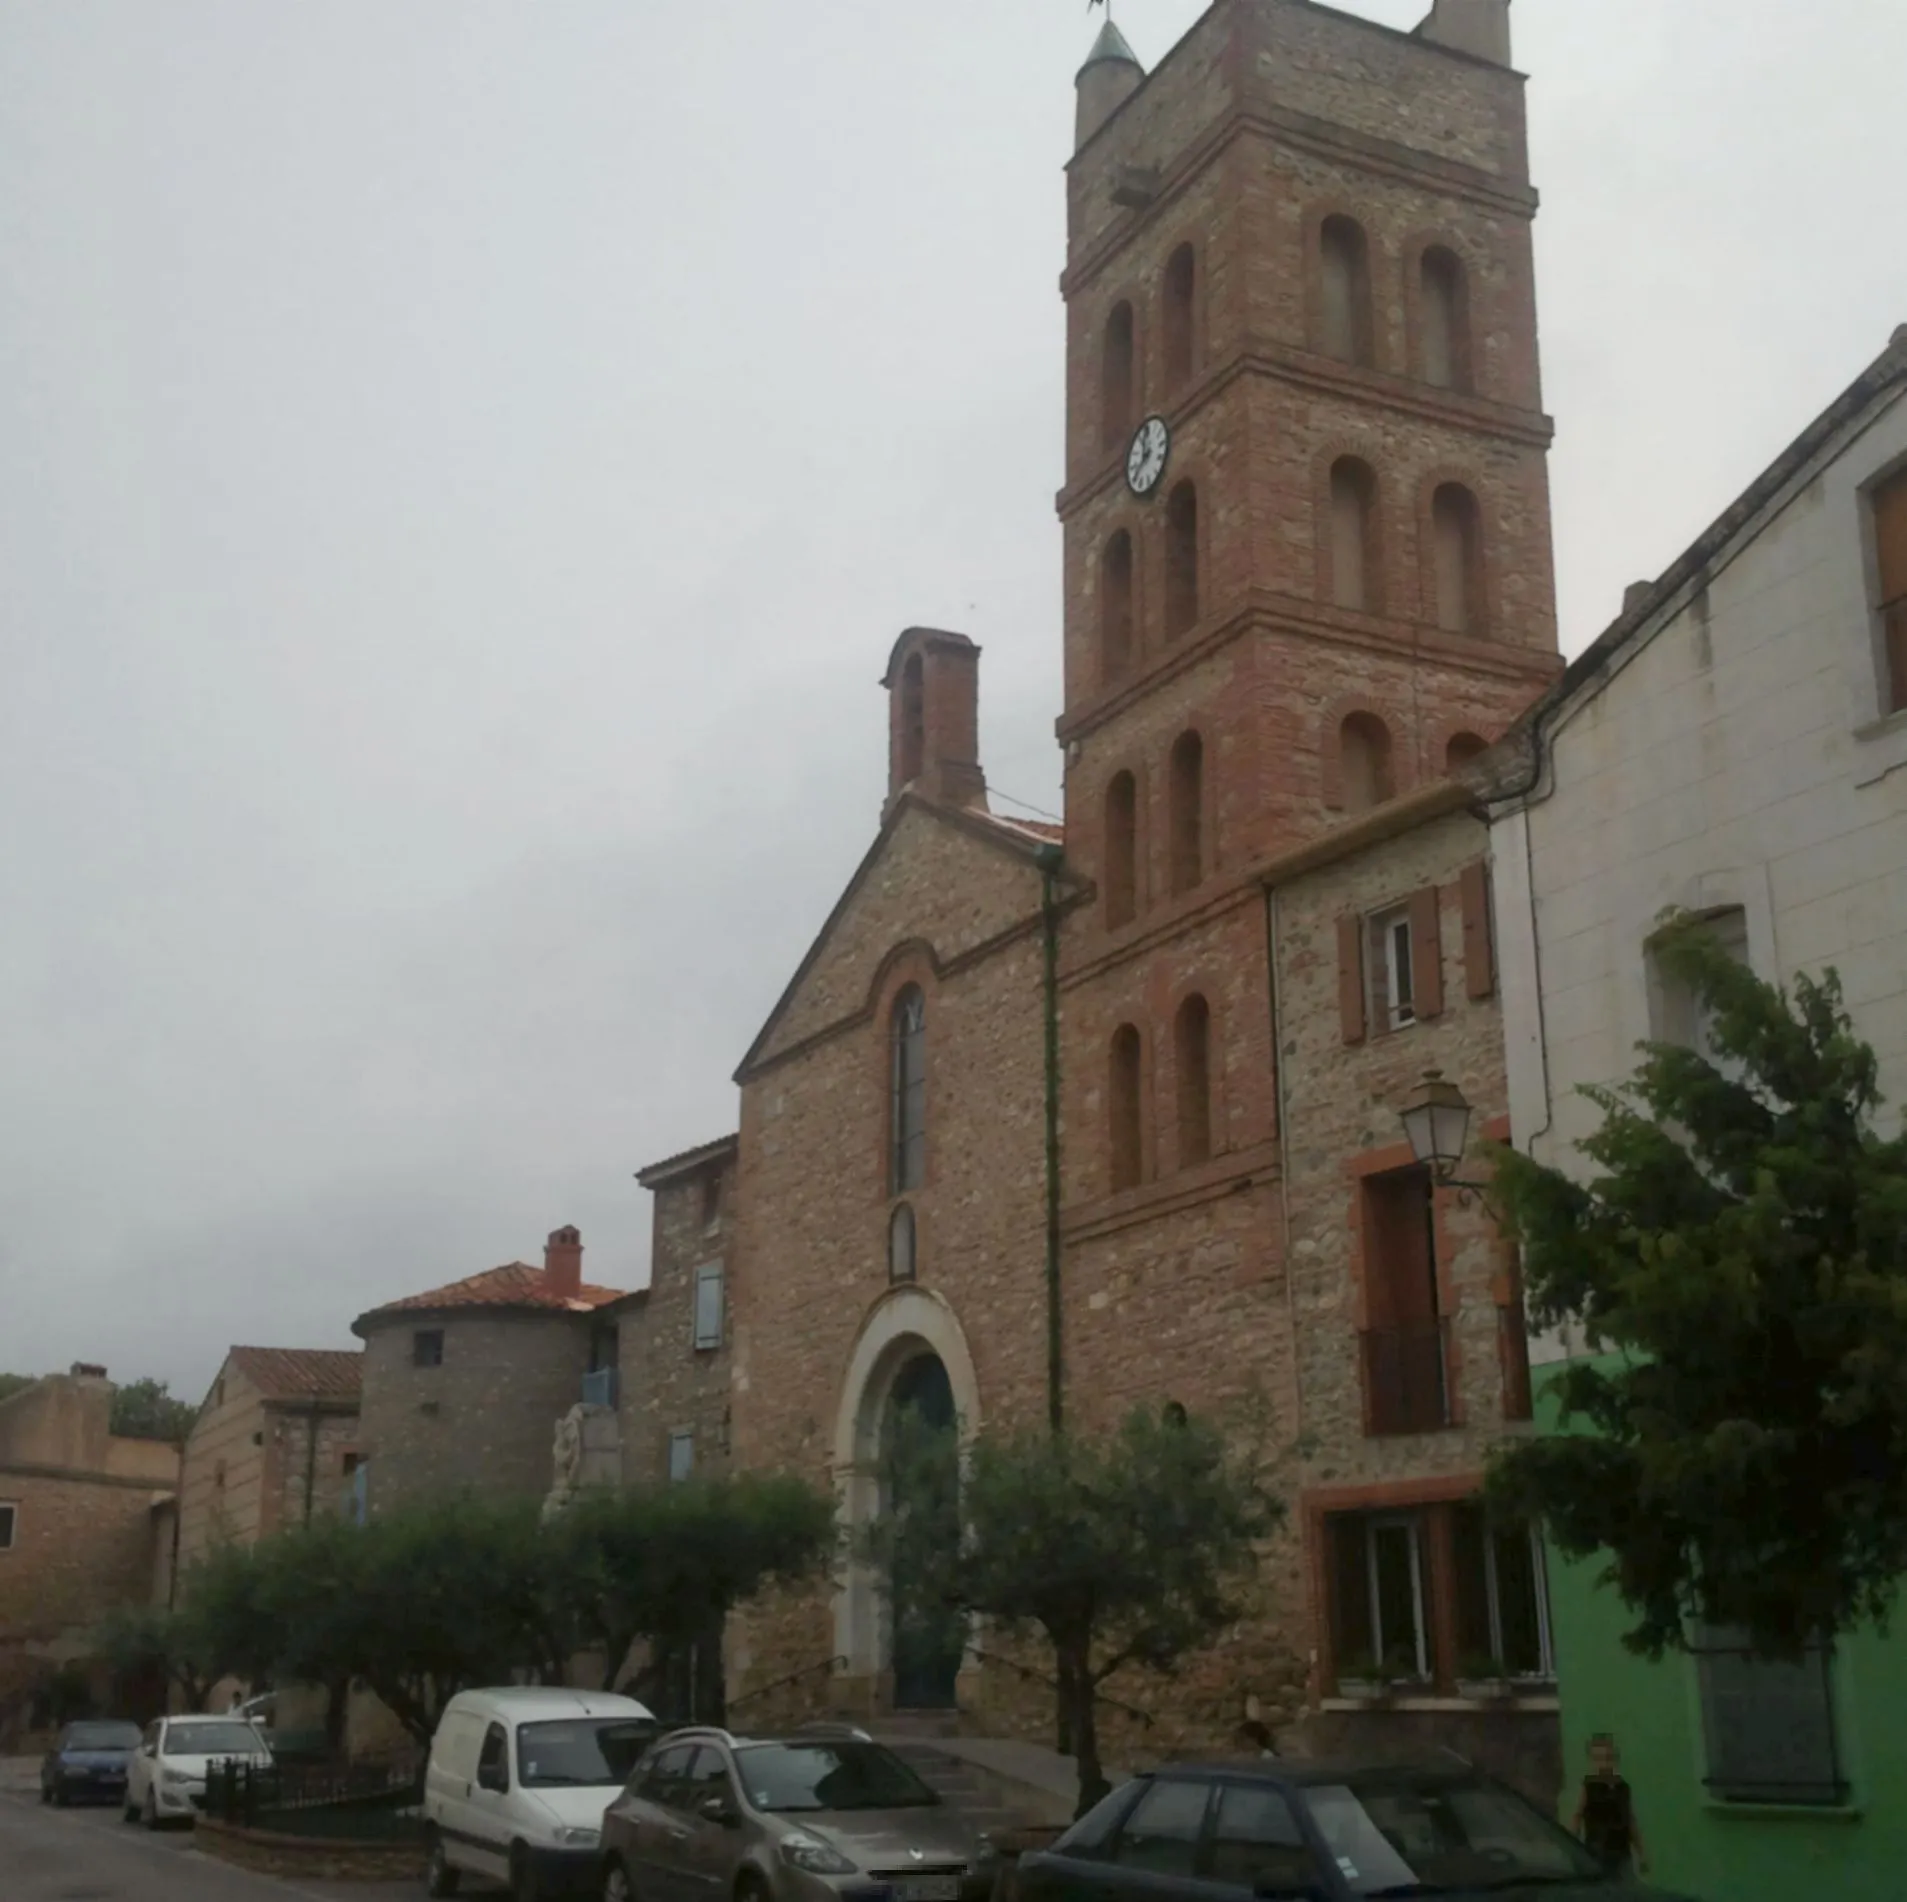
left=39, top=1779, right=51, bottom=1804
left=424, top=1830, right=461, bottom=1896
left=121, top=1792, right=138, bottom=1823
left=601, top=1857, right=634, bottom=1902
left=510, top=1841, right=541, bottom=1902
left=734, top=1876, right=770, bottom=1902
left=52, top=1781, right=70, bottom=1808
left=141, top=1787, right=160, bottom=1830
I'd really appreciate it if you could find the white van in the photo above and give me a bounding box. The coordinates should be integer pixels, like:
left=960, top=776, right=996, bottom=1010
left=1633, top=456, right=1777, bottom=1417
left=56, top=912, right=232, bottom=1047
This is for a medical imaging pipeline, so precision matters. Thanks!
left=423, top=1687, right=656, bottom=1898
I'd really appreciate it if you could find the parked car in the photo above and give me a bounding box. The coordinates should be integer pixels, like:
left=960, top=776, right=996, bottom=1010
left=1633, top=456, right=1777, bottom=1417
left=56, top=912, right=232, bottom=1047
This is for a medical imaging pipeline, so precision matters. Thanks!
left=422, top=1686, right=657, bottom=1899
left=1015, top=1759, right=1695, bottom=1900
left=39, top=1719, right=143, bottom=1806
left=122, top=1714, right=274, bottom=1828
left=599, top=1723, right=997, bottom=1902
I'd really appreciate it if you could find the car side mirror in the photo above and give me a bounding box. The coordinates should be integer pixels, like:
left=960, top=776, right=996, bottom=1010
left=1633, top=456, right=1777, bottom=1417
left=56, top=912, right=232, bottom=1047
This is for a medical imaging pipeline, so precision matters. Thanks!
left=698, top=1793, right=738, bottom=1827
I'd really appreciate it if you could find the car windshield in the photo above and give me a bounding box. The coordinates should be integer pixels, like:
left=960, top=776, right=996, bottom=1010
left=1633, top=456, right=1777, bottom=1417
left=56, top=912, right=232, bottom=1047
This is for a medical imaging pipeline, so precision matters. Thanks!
left=1300, top=1773, right=1605, bottom=1895
left=165, top=1722, right=266, bottom=1757
left=735, top=1741, right=940, bottom=1813
left=517, top=1719, right=655, bottom=1788
left=65, top=1723, right=141, bottom=1750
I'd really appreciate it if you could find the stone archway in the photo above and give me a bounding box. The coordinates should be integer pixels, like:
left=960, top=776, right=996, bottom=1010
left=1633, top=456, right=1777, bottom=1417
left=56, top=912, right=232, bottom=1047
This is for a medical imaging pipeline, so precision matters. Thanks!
left=832, top=1288, right=981, bottom=1708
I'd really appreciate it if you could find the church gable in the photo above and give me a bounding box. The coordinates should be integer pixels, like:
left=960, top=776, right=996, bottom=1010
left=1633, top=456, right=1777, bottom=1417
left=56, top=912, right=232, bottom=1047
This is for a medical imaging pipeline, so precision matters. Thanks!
left=740, top=799, right=1055, bottom=1077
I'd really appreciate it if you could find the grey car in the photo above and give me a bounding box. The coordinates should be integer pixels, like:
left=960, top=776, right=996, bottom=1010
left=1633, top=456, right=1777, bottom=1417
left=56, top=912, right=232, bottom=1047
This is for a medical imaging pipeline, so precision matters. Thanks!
left=598, top=1725, right=997, bottom=1902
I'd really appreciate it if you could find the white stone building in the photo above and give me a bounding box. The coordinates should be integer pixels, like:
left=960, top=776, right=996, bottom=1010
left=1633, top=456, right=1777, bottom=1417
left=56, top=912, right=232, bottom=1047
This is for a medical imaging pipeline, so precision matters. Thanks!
left=1489, top=329, right=1907, bottom=1362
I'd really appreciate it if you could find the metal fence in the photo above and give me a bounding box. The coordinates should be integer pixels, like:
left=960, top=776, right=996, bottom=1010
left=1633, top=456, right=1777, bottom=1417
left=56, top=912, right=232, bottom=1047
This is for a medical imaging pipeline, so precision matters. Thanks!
left=202, top=1755, right=424, bottom=1842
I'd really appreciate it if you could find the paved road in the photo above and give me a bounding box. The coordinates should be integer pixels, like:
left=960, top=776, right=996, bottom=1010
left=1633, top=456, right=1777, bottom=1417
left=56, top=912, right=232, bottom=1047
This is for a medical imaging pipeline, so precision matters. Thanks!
left=0, top=1790, right=452, bottom=1901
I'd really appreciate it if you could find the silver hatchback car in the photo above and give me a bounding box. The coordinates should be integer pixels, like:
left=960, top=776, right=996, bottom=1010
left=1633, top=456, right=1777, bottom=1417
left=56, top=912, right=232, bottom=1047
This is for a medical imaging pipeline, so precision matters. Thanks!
left=599, top=1725, right=997, bottom=1902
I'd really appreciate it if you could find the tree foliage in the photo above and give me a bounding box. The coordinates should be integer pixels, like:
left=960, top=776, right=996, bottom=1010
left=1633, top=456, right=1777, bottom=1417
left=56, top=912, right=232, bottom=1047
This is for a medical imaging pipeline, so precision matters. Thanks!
left=109, top=1377, right=197, bottom=1444
left=0, top=1373, right=36, bottom=1406
left=873, top=1405, right=1280, bottom=1814
left=549, top=1472, right=834, bottom=1698
left=96, top=1604, right=222, bottom=1713
left=1486, top=912, right=1907, bottom=1660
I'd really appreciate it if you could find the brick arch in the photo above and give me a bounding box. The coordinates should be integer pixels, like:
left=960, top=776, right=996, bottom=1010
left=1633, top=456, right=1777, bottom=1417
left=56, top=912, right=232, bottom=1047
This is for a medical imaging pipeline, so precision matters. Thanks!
left=1099, top=754, right=1150, bottom=931
left=1159, top=715, right=1216, bottom=893
left=1157, top=231, right=1205, bottom=398
left=1426, top=716, right=1497, bottom=781
left=1147, top=451, right=1213, bottom=644
left=1099, top=289, right=1143, bottom=455
left=1400, top=228, right=1484, bottom=394
left=1416, top=465, right=1499, bottom=641
left=1309, top=436, right=1392, bottom=617
left=1303, top=197, right=1388, bottom=373
left=1105, top=1016, right=1152, bottom=1195
left=831, top=1285, right=983, bottom=1686
left=1095, top=512, right=1145, bottom=682
left=1320, top=692, right=1412, bottom=812
left=1164, top=976, right=1226, bottom=1168
left=869, top=944, right=940, bottom=1201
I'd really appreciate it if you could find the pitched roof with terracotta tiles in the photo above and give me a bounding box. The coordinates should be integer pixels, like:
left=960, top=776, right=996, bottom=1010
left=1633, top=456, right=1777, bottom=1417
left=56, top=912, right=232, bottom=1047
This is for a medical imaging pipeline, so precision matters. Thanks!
left=352, top=1262, right=626, bottom=1335
left=227, top=1346, right=363, bottom=1404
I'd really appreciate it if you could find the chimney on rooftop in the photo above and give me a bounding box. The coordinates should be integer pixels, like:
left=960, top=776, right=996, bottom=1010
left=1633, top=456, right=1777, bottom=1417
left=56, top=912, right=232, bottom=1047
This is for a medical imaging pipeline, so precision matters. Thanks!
left=545, top=1227, right=583, bottom=1299
left=1416, top=0, right=1513, bottom=68
left=71, top=1363, right=108, bottom=1380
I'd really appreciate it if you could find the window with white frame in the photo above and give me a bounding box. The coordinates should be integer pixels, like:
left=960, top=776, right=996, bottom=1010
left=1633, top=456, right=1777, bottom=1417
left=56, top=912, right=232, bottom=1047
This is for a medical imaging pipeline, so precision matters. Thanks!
left=1330, top=1512, right=1430, bottom=1683
left=668, top=1431, right=694, bottom=1483
left=692, top=1262, right=724, bottom=1352
left=1694, top=1626, right=1845, bottom=1806
left=1648, top=905, right=1749, bottom=1062
left=0, top=1502, right=16, bottom=1550
left=1369, top=906, right=1416, bottom=1031
left=1453, top=1506, right=1554, bottom=1681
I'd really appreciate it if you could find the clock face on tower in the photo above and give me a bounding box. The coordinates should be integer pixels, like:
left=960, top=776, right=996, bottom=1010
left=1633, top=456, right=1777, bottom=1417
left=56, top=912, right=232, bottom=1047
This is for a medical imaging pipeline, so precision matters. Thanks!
left=1125, top=415, right=1170, bottom=497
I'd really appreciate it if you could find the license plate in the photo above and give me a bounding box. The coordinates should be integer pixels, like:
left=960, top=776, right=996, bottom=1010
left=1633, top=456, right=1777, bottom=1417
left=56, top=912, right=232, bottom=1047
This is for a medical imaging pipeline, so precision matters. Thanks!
left=895, top=1879, right=961, bottom=1902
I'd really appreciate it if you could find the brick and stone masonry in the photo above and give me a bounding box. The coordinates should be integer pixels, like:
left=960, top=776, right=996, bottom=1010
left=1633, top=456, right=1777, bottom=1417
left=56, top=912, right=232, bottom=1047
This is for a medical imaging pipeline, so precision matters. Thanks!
left=701, top=0, right=1567, bottom=1798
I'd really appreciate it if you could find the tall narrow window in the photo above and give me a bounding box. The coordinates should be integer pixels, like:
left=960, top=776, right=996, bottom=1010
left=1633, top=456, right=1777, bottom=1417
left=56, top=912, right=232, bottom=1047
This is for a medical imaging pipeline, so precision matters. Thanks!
left=888, top=1204, right=917, bottom=1284
left=1420, top=246, right=1471, bottom=392
left=1168, top=730, right=1203, bottom=894
left=891, top=986, right=926, bottom=1192
left=1165, top=481, right=1199, bottom=637
left=1329, top=458, right=1380, bottom=612
left=692, top=1263, right=725, bottom=1352
left=1175, top=994, right=1212, bottom=1169
left=1102, top=301, right=1135, bottom=451
left=1872, top=468, right=1907, bottom=714
left=1319, top=216, right=1374, bottom=367
left=1104, top=771, right=1137, bottom=929
left=1102, top=531, right=1135, bottom=682
left=1109, top=1025, right=1143, bottom=1193
left=1432, top=483, right=1485, bottom=636
left=1163, top=244, right=1196, bottom=394
left=1695, top=1627, right=1844, bottom=1806
left=1339, top=712, right=1394, bottom=813
left=898, top=652, right=925, bottom=784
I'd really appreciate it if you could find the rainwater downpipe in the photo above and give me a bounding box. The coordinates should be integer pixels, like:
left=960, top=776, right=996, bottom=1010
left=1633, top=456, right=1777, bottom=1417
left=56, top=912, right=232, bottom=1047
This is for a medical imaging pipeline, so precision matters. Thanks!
left=1037, top=845, right=1065, bottom=1434
left=302, top=1400, right=322, bottom=1527
left=1264, top=886, right=1302, bottom=1443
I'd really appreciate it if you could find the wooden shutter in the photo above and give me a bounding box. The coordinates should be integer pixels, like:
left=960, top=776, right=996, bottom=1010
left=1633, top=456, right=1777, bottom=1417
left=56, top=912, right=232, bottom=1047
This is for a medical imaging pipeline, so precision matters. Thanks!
left=1409, top=885, right=1444, bottom=1019
left=1875, top=472, right=1907, bottom=713
left=1338, top=915, right=1367, bottom=1045
left=1460, top=862, right=1496, bottom=1000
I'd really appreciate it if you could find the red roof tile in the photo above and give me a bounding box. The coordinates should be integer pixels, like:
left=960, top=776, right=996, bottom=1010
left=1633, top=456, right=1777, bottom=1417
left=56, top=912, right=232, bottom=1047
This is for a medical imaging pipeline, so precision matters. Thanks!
left=227, top=1346, right=362, bottom=1404
left=355, top=1262, right=627, bottom=1329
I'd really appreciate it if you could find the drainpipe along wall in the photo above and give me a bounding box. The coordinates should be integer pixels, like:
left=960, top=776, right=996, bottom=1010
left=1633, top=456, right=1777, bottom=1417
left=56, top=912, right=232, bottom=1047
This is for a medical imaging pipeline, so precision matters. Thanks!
left=1038, top=845, right=1064, bottom=1433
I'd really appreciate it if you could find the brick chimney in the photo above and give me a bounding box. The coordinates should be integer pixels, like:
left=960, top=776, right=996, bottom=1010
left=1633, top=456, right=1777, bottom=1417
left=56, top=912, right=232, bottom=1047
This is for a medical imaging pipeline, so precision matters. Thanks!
left=70, top=1363, right=108, bottom=1381
left=1416, top=0, right=1513, bottom=67
left=544, top=1226, right=583, bottom=1299
left=882, top=627, right=987, bottom=821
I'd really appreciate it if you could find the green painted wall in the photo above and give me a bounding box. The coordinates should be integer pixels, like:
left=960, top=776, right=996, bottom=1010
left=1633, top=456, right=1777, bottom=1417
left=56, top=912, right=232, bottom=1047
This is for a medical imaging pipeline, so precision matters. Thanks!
left=1540, top=1363, right=1906, bottom=1901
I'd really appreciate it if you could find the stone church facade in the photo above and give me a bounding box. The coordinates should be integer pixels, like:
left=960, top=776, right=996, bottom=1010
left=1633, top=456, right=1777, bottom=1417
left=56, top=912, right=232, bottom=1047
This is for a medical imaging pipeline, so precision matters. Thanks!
left=661, top=0, right=1567, bottom=1797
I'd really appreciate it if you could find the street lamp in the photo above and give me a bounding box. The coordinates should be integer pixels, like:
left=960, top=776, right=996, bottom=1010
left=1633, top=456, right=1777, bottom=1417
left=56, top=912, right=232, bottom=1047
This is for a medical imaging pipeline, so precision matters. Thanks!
left=1399, top=1069, right=1476, bottom=1187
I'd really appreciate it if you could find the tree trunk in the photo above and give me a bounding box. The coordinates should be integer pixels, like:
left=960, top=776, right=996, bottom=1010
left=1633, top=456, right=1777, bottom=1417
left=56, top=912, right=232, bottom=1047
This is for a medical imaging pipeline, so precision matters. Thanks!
left=1061, top=1644, right=1107, bottom=1818
left=324, top=1676, right=349, bottom=1758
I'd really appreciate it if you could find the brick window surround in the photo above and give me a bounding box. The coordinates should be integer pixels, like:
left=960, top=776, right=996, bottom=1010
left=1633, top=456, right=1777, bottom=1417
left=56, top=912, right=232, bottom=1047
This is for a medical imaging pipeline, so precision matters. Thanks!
left=1306, top=1478, right=1554, bottom=1696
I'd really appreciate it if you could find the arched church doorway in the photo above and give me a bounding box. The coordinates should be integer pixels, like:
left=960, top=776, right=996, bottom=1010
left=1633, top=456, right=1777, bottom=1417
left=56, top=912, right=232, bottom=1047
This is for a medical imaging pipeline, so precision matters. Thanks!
left=882, top=1352, right=963, bottom=1710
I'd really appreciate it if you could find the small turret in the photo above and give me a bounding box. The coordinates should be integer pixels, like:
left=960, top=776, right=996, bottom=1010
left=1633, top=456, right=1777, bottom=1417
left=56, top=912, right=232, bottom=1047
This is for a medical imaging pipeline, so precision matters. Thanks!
left=1075, top=17, right=1144, bottom=151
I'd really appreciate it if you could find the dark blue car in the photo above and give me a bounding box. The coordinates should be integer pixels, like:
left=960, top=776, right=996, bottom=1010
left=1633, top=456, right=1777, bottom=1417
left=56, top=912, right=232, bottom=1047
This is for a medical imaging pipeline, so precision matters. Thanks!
left=39, top=1720, right=144, bottom=1807
left=1016, top=1759, right=1697, bottom=1901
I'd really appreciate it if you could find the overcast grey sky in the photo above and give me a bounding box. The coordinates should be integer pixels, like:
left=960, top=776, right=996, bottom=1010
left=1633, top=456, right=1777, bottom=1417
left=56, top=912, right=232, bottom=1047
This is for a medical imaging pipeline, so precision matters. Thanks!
left=2, top=1, right=1901, bottom=1399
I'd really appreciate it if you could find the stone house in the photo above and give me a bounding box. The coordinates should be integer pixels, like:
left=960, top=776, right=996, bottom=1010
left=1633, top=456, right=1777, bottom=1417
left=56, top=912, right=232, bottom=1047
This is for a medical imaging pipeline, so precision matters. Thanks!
left=0, top=1366, right=180, bottom=1740
left=710, top=0, right=1565, bottom=1786
left=175, top=1347, right=363, bottom=1578
left=351, top=1227, right=626, bottom=1518
left=1487, top=331, right=1907, bottom=1894
left=616, top=1133, right=738, bottom=1486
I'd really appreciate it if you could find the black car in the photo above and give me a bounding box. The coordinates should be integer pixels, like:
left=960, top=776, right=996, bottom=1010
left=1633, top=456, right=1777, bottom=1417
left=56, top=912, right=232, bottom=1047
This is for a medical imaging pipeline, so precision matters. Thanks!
left=1016, top=1759, right=1696, bottom=1901
left=39, top=1720, right=144, bottom=1807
